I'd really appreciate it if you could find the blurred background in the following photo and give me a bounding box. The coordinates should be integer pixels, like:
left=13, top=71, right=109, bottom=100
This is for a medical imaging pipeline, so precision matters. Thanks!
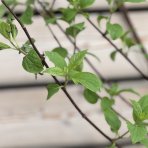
left=0, top=0, right=148, bottom=147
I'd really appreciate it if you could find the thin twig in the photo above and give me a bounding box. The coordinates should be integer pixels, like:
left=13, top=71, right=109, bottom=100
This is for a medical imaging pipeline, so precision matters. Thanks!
left=50, top=0, right=56, bottom=11
left=47, top=25, right=62, bottom=47
left=87, top=18, right=148, bottom=80
left=120, top=5, right=148, bottom=71
left=114, top=131, right=129, bottom=142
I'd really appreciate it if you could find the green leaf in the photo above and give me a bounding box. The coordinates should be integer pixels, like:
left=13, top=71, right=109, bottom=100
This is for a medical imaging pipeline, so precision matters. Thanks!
left=138, top=95, right=148, bottom=112
left=83, top=89, right=99, bottom=104
left=68, top=50, right=87, bottom=70
left=0, top=21, right=11, bottom=40
left=0, top=0, right=17, bottom=18
left=140, top=138, right=148, bottom=147
left=132, top=95, right=148, bottom=122
left=105, top=109, right=121, bottom=133
left=61, top=8, right=77, bottom=23
left=71, top=72, right=102, bottom=92
left=46, top=83, right=60, bottom=100
left=10, top=23, right=18, bottom=39
left=45, top=17, right=56, bottom=25
left=101, top=97, right=115, bottom=110
left=107, top=22, right=123, bottom=40
left=22, top=50, right=44, bottom=73
left=21, top=38, right=35, bottom=54
left=121, top=31, right=135, bottom=48
left=0, top=5, right=5, bottom=18
left=101, top=97, right=121, bottom=133
left=110, top=51, right=117, bottom=61
left=138, top=95, right=148, bottom=120
left=44, top=67, right=66, bottom=77
left=132, top=100, right=143, bottom=121
left=45, top=51, right=67, bottom=69
left=106, top=83, right=119, bottom=97
left=0, top=42, right=11, bottom=50
left=52, top=47, right=68, bottom=58
left=66, top=22, right=85, bottom=38
left=127, top=122, right=147, bottom=144
left=20, top=6, right=33, bottom=25
left=79, top=0, right=95, bottom=8
left=97, top=15, right=108, bottom=27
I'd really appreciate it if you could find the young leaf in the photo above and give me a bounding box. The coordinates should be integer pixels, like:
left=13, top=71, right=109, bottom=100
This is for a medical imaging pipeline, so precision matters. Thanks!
left=22, top=50, right=44, bottom=73
left=97, top=15, right=108, bottom=27
left=101, top=97, right=115, bottom=110
left=46, top=83, right=60, bottom=100
left=127, top=122, right=147, bottom=144
left=0, top=42, right=11, bottom=50
left=79, top=0, right=95, bottom=8
left=20, top=6, right=33, bottom=25
left=21, top=38, right=35, bottom=54
left=0, top=21, right=11, bottom=40
left=45, top=51, right=67, bottom=69
left=83, top=89, right=99, bottom=104
left=101, top=97, right=121, bottom=133
left=52, top=47, right=68, bottom=58
left=140, top=138, right=148, bottom=147
left=71, top=72, right=102, bottom=92
left=44, top=16, right=56, bottom=25
left=104, top=108, right=121, bottom=133
left=0, top=5, right=5, bottom=18
left=68, top=50, right=87, bottom=70
left=66, top=22, right=85, bottom=38
left=138, top=95, right=148, bottom=120
left=107, top=22, right=123, bottom=40
left=110, top=51, right=117, bottom=61
left=106, top=83, right=119, bottom=97
left=10, top=23, right=18, bottom=39
left=44, top=67, right=66, bottom=77
left=138, top=95, right=148, bottom=112
left=61, top=8, right=77, bottom=23
left=132, top=100, right=143, bottom=121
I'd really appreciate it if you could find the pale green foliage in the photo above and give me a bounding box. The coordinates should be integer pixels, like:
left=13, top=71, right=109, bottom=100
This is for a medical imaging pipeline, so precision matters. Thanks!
left=45, top=51, right=67, bottom=69
left=0, top=42, right=10, bottom=50
left=127, top=122, right=147, bottom=143
left=66, top=22, right=85, bottom=38
left=22, top=50, right=44, bottom=73
left=47, top=84, right=60, bottom=100
left=83, top=89, right=99, bottom=104
left=101, top=97, right=121, bottom=133
left=0, top=1, right=148, bottom=147
left=20, top=6, right=34, bottom=24
left=71, top=72, right=102, bottom=92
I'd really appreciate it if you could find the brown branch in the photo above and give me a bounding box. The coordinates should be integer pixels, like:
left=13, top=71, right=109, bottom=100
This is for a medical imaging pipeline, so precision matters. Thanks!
left=1, top=0, right=116, bottom=145
left=87, top=18, right=148, bottom=80
left=114, top=131, right=129, bottom=142
left=120, top=5, right=148, bottom=69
